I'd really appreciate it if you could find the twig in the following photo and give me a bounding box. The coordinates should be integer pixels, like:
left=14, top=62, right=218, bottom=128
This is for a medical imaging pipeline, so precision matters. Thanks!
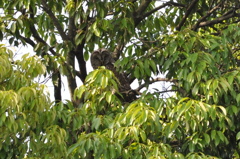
left=135, top=77, right=177, bottom=92
left=198, top=12, right=240, bottom=28
left=157, top=89, right=178, bottom=94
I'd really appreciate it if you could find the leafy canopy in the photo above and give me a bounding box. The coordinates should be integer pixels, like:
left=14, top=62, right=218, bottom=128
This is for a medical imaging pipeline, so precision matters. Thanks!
left=0, top=0, right=240, bottom=158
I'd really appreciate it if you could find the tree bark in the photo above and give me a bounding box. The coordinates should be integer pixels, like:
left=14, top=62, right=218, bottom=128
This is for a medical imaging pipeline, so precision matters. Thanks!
left=66, top=50, right=78, bottom=106
left=54, top=71, right=62, bottom=104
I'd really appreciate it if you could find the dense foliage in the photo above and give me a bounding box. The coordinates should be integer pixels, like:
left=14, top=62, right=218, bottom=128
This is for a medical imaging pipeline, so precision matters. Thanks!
left=0, top=0, right=240, bottom=158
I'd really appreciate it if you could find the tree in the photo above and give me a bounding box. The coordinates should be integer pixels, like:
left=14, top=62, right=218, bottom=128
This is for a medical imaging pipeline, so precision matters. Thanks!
left=0, top=0, right=240, bottom=158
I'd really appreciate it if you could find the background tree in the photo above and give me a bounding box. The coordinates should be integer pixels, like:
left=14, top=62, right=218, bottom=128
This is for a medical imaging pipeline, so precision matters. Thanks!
left=0, top=0, right=240, bottom=158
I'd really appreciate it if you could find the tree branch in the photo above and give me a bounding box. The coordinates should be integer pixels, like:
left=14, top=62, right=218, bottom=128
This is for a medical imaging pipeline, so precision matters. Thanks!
left=19, top=35, right=36, bottom=47
left=21, top=18, right=80, bottom=88
left=68, top=13, right=76, bottom=40
left=29, top=8, right=58, bottom=56
left=53, top=70, right=62, bottom=104
left=166, top=1, right=186, bottom=8
left=140, top=2, right=185, bottom=23
left=41, top=0, right=69, bottom=41
left=28, top=23, right=57, bottom=56
left=192, top=3, right=222, bottom=31
left=135, top=77, right=177, bottom=92
left=158, top=89, right=178, bottom=94
left=65, top=4, right=80, bottom=106
left=75, top=43, right=87, bottom=82
left=113, top=1, right=185, bottom=60
left=22, top=8, right=64, bottom=104
left=135, top=0, right=152, bottom=15
left=198, top=12, right=240, bottom=28
left=66, top=50, right=78, bottom=106
left=73, top=16, right=87, bottom=82
left=133, top=0, right=152, bottom=26
left=176, top=0, right=199, bottom=31
left=113, top=0, right=153, bottom=60
left=140, top=3, right=169, bottom=22
left=113, top=42, right=124, bottom=61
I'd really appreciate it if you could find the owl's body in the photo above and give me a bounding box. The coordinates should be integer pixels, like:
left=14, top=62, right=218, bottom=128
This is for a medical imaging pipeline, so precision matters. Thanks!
left=90, top=48, right=114, bottom=70
left=90, top=48, right=136, bottom=102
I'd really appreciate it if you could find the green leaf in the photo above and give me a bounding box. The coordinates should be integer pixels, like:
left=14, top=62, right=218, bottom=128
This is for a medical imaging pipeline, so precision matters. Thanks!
left=123, top=149, right=129, bottom=158
left=34, top=42, right=44, bottom=52
left=217, top=131, right=225, bottom=142
left=131, top=126, right=139, bottom=142
left=211, top=130, right=216, bottom=139
left=192, top=83, right=199, bottom=95
left=236, top=132, right=240, bottom=140
left=203, top=133, right=210, bottom=144
left=139, top=130, right=146, bottom=142
left=109, top=144, right=116, bottom=158
left=74, top=85, right=86, bottom=99
left=101, top=75, right=108, bottom=88
left=189, top=142, right=194, bottom=152
left=218, top=106, right=227, bottom=116
left=92, top=22, right=101, bottom=37
left=236, top=93, right=240, bottom=104
left=10, top=23, right=16, bottom=33
left=190, top=53, right=198, bottom=63
left=231, top=105, right=238, bottom=115
left=119, top=128, right=128, bottom=141
left=136, top=60, right=144, bottom=69
left=134, top=66, right=140, bottom=79
left=16, top=18, right=23, bottom=28
left=149, top=60, right=157, bottom=73
left=60, top=65, right=70, bottom=76
left=86, top=31, right=93, bottom=42
left=153, top=146, right=159, bottom=156
left=106, top=91, right=113, bottom=103
left=84, top=51, right=89, bottom=61
left=219, top=77, right=230, bottom=93
left=121, top=19, right=127, bottom=28
left=85, top=138, right=92, bottom=151
left=144, top=60, right=151, bottom=76
left=140, top=110, right=148, bottom=124
left=170, top=121, right=179, bottom=132
left=92, top=117, right=101, bottom=130
left=227, top=75, right=234, bottom=85
left=49, top=34, right=56, bottom=46
left=75, top=32, right=85, bottom=45
left=168, top=41, right=178, bottom=54
left=212, top=79, right=218, bottom=90
left=177, top=99, right=192, bottom=119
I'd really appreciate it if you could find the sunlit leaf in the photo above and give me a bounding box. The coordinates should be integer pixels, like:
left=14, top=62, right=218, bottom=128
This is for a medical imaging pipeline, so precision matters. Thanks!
left=92, top=117, right=101, bottom=130
left=203, top=133, right=210, bottom=144
left=236, top=132, right=240, bottom=140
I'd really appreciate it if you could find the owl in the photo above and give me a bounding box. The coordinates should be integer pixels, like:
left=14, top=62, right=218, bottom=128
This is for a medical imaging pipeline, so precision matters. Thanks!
left=90, top=48, right=115, bottom=70
left=90, top=48, right=136, bottom=102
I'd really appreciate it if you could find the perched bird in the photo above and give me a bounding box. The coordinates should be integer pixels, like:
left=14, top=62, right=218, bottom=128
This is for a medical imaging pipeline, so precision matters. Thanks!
left=90, top=48, right=136, bottom=102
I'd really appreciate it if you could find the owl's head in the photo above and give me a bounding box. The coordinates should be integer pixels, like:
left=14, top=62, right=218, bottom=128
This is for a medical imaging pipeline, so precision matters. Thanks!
left=90, top=48, right=114, bottom=69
